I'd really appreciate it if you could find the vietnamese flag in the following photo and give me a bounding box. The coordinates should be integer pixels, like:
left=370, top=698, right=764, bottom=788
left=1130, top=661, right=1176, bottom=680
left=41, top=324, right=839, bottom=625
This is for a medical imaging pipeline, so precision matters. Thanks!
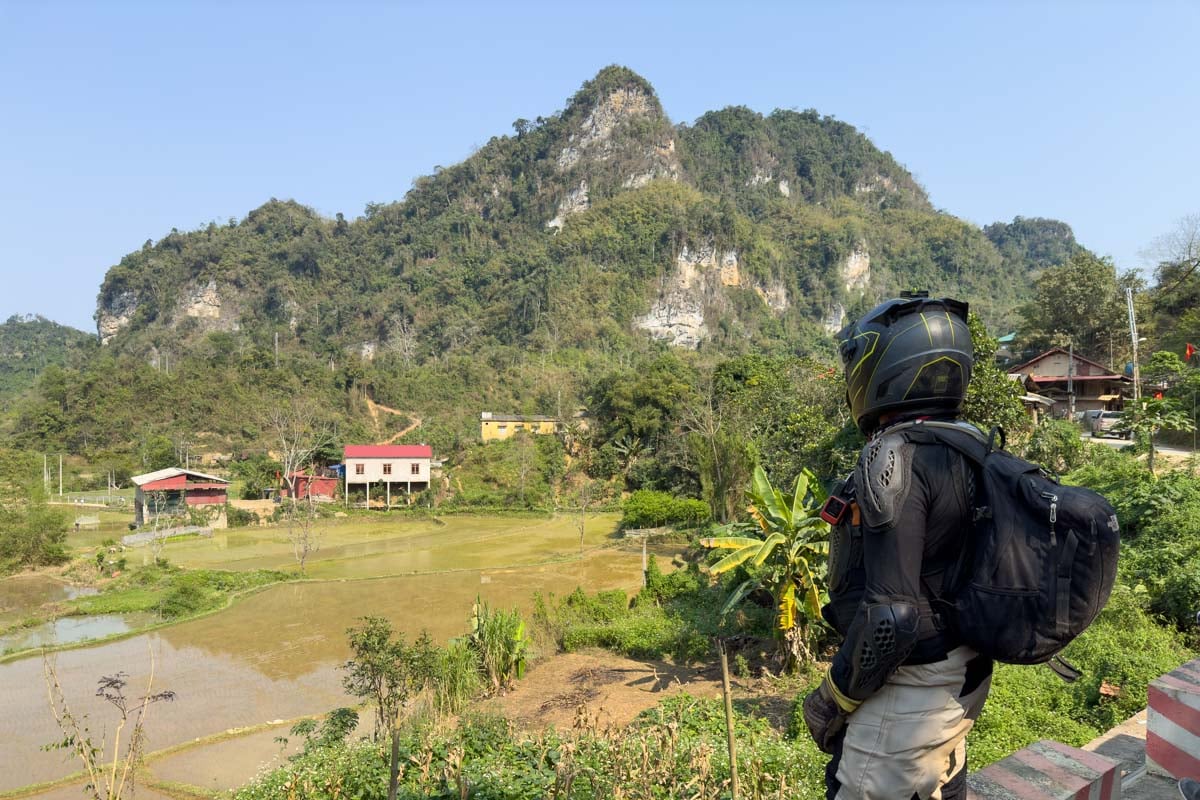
left=1188, top=343, right=1197, bottom=361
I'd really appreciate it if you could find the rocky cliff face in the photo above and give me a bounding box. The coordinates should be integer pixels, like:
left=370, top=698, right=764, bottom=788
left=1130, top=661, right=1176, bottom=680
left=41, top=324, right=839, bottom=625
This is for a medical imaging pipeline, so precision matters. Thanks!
left=548, top=83, right=680, bottom=230
left=97, top=291, right=139, bottom=345
left=635, top=242, right=789, bottom=349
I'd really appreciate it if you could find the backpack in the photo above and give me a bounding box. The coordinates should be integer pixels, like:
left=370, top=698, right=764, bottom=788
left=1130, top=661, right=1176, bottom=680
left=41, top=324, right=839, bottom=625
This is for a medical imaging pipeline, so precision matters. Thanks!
left=897, top=420, right=1120, bottom=666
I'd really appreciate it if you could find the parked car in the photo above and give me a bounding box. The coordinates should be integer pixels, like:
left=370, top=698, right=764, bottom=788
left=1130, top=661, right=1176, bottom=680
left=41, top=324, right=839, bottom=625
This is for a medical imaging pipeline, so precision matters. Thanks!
left=1091, top=410, right=1129, bottom=438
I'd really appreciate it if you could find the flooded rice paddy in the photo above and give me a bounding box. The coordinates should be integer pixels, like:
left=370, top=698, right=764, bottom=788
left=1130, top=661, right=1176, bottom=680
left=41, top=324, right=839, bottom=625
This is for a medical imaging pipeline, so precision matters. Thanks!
left=0, top=513, right=681, bottom=791
left=0, top=611, right=157, bottom=653
left=0, top=575, right=96, bottom=629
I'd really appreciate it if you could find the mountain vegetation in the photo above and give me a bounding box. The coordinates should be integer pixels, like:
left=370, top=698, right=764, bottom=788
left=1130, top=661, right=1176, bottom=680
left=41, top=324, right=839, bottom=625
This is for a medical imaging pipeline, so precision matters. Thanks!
left=1, top=66, right=1094, bottom=495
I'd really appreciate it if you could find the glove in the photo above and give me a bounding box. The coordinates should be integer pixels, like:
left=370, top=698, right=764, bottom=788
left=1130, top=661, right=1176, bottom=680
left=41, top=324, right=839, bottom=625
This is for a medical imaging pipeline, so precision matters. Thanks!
left=802, top=676, right=858, bottom=754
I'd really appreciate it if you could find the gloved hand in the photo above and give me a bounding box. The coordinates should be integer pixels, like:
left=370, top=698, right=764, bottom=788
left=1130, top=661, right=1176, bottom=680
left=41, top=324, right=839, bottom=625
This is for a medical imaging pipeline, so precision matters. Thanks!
left=802, top=678, right=849, bottom=754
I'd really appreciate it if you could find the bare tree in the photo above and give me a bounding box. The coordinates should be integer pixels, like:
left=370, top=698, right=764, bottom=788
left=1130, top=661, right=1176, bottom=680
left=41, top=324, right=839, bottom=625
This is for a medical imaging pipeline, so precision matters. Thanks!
left=386, top=315, right=419, bottom=366
left=1145, top=213, right=1200, bottom=293
left=43, top=652, right=175, bottom=800
left=260, top=396, right=331, bottom=573
left=287, top=492, right=323, bottom=573
left=146, top=490, right=173, bottom=564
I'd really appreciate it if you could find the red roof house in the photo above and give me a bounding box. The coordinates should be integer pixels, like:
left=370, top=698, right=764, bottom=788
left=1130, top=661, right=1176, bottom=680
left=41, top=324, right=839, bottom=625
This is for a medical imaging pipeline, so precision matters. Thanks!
left=131, top=468, right=229, bottom=528
left=343, top=444, right=433, bottom=509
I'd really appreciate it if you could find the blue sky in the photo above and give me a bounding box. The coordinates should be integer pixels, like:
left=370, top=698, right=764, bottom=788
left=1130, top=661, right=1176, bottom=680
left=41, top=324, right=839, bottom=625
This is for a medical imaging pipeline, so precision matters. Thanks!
left=2, top=1, right=1197, bottom=332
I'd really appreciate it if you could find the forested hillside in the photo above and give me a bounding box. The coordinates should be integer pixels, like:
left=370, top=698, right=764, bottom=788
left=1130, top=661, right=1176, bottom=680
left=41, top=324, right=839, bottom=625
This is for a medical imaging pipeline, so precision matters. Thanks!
left=4, top=66, right=1089, bottom=486
left=0, top=316, right=95, bottom=412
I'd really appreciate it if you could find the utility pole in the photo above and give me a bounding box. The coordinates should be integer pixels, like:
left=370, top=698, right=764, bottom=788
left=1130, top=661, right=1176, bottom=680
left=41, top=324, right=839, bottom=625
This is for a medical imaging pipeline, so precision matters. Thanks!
left=1126, top=288, right=1141, bottom=401
left=274, top=332, right=279, bottom=368
left=1068, top=340, right=1076, bottom=418
left=58, top=454, right=63, bottom=497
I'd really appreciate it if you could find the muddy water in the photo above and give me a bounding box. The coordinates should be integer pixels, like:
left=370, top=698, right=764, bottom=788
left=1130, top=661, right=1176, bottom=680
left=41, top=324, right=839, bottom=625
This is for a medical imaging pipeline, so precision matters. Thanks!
left=0, top=575, right=96, bottom=628
left=0, top=612, right=158, bottom=653
left=164, top=513, right=622, bottom=577
left=0, top=536, right=669, bottom=790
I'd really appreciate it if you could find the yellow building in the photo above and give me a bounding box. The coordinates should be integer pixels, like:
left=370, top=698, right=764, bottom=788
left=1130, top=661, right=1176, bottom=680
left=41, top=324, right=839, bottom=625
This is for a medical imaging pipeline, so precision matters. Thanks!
left=480, top=412, right=558, bottom=441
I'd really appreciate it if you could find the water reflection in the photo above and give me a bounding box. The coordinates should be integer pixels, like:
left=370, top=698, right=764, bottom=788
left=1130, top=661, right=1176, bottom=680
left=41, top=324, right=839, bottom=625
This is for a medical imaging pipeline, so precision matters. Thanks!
left=0, top=535, right=677, bottom=791
left=0, top=612, right=156, bottom=653
left=0, top=575, right=96, bottom=628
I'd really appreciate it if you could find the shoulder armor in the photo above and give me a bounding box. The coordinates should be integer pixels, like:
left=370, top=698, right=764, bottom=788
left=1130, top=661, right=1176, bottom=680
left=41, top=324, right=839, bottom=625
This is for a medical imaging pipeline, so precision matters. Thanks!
left=854, top=429, right=917, bottom=530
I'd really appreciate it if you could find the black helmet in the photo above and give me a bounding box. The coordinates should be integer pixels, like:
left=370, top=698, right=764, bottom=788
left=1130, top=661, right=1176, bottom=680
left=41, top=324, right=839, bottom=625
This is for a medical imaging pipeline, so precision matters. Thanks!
left=835, top=295, right=973, bottom=434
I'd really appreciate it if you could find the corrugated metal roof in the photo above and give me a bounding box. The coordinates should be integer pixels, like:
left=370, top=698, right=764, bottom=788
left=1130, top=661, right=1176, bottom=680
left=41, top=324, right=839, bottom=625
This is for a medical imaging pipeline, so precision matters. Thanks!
left=131, top=467, right=228, bottom=486
left=479, top=413, right=557, bottom=422
left=344, top=444, right=433, bottom=458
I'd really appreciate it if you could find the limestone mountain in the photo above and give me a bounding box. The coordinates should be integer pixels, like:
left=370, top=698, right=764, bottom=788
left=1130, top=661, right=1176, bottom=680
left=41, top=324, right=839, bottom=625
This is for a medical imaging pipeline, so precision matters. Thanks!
left=94, top=65, right=1079, bottom=365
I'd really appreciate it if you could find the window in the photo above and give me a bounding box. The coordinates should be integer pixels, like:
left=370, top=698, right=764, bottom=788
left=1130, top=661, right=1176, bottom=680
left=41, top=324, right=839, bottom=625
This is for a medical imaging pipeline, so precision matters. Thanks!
left=411, top=463, right=420, bottom=475
left=498, top=424, right=507, bottom=433
left=383, top=463, right=392, bottom=475
left=354, top=463, right=364, bottom=476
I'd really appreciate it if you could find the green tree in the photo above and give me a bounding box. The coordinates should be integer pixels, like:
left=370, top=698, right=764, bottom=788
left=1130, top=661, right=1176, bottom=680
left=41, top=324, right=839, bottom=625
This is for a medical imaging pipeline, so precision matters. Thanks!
left=342, top=616, right=437, bottom=800
left=701, top=465, right=830, bottom=670
left=963, top=314, right=1028, bottom=436
left=1119, top=398, right=1196, bottom=473
left=1017, top=252, right=1139, bottom=364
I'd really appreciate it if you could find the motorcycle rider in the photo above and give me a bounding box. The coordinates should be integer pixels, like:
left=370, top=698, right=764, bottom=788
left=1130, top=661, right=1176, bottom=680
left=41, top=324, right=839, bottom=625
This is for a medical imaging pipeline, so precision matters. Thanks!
left=803, top=294, right=993, bottom=800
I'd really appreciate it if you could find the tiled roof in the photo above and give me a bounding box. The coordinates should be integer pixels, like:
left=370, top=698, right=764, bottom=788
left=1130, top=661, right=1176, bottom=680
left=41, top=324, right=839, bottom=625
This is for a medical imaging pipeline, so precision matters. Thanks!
left=343, top=445, right=433, bottom=458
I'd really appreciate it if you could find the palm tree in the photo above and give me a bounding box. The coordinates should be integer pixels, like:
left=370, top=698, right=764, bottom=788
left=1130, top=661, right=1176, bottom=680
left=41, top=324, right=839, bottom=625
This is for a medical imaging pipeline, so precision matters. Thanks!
left=701, top=465, right=830, bottom=669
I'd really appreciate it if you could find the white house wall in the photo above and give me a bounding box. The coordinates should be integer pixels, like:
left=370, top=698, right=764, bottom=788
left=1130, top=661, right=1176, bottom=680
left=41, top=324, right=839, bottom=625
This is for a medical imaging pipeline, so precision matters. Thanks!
left=344, top=457, right=431, bottom=484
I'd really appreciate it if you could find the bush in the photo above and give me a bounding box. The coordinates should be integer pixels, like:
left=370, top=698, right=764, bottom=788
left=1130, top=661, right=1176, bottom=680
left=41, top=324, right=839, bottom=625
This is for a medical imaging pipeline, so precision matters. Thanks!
left=1023, top=419, right=1086, bottom=474
left=226, top=504, right=258, bottom=528
left=620, top=490, right=710, bottom=529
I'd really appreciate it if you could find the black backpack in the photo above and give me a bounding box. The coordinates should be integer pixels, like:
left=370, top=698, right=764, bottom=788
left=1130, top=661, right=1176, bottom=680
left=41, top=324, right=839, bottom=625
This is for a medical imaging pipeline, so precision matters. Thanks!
left=898, top=420, right=1120, bottom=666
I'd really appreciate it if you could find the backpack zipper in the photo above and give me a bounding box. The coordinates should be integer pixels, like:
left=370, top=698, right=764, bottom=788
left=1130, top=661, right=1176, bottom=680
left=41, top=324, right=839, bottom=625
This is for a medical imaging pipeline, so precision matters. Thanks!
left=1041, top=491, right=1059, bottom=545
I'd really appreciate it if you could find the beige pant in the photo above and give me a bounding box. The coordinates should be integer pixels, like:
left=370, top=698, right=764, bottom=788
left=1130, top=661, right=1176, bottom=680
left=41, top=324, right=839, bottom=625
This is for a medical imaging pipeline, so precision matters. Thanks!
left=833, top=646, right=991, bottom=800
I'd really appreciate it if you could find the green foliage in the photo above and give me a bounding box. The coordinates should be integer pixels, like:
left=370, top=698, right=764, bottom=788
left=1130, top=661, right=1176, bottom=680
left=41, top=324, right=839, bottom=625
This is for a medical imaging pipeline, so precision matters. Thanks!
left=282, top=708, right=359, bottom=760
left=963, top=313, right=1028, bottom=436
left=1017, top=251, right=1138, bottom=363
left=702, top=465, right=830, bottom=668
left=468, top=597, right=529, bottom=693
left=1024, top=419, right=1087, bottom=474
left=230, top=453, right=281, bottom=500
left=619, top=489, right=710, bottom=529
left=983, top=216, right=1084, bottom=276
left=236, top=696, right=828, bottom=800
left=967, top=586, right=1191, bottom=766
left=67, top=565, right=291, bottom=619
left=343, top=616, right=438, bottom=740
left=532, top=574, right=767, bottom=665
left=1119, top=398, right=1196, bottom=471
left=0, top=315, right=95, bottom=412
left=0, top=448, right=68, bottom=572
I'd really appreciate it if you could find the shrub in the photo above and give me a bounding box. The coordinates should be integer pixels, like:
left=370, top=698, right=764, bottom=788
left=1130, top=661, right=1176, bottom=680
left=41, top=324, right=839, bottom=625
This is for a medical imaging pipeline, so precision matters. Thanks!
left=226, top=504, right=258, bottom=528
left=468, top=597, right=529, bottom=693
left=620, top=490, right=710, bottom=529
left=1023, top=419, right=1086, bottom=474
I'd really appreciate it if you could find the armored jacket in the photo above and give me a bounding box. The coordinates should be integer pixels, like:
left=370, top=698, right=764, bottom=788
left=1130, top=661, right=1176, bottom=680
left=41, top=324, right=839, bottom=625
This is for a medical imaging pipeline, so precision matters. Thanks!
left=822, top=419, right=978, bottom=703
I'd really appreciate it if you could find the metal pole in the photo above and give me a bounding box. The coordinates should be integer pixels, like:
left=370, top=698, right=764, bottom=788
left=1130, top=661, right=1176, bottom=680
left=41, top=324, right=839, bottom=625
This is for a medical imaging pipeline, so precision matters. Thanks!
left=1127, top=288, right=1141, bottom=401
left=58, top=454, right=63, bottom=497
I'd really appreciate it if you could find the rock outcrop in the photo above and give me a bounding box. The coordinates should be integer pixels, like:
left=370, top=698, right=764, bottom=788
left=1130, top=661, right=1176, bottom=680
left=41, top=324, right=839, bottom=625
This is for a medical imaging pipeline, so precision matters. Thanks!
left=97, top=291, right=138, bottom=345
left=636, top=243, right=788, bottom=348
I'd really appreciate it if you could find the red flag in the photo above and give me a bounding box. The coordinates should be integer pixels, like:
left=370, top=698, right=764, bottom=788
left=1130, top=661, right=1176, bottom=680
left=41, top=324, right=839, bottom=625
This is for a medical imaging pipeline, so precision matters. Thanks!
left=1188, top=343, right=1197, bottom=361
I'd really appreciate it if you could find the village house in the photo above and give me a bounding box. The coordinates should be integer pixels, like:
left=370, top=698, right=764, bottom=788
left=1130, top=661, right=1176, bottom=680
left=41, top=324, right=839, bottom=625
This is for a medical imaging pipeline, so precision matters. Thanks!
left=1011, top=347, right=1132, bottom=418
left=479, top=412, right=558, bottom=442
left=131, top=467, right=229, bottom=528
left=343, top=444, right=432, bottom=508
left=282, top=472, right=339, bottom=502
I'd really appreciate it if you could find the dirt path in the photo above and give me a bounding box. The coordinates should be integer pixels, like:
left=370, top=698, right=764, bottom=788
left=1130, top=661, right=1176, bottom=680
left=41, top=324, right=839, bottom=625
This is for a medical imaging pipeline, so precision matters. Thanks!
left=364, top=397, right=423, bottom=444
left=482, top=650, right=725, bottom=731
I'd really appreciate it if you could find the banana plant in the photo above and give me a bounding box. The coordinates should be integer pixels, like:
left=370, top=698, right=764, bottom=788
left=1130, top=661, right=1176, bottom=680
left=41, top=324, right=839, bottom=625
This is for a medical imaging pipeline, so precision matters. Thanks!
left=701, top=464, right=830, bottom=668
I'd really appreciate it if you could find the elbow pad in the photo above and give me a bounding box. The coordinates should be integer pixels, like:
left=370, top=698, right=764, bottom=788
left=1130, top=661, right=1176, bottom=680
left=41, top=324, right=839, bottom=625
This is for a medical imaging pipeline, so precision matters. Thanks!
left=837, top=599, right=921, bottom=701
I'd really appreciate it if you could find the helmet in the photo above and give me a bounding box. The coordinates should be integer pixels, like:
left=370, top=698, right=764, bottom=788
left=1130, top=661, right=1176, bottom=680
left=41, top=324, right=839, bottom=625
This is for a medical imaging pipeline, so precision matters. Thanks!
left=835, top=296, right=973, bottom=434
